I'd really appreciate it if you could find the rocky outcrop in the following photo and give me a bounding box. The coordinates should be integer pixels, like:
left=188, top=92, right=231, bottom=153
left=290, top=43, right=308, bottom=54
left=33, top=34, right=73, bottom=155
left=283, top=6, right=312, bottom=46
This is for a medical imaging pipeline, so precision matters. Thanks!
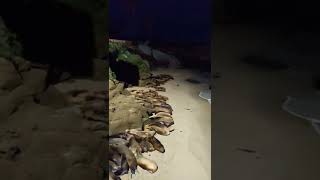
left=1, top=0, right=107, bottom=59
left=0, top=57, right=22, bottom=91
left=0, top=17, right=22, bottom=58
left=0, top=1, right=107, bottom=82
left=0, top=2, right=108, bottom=178
left=108, top=80, right=146, bottom=136
left=109, top=40, right=151, bottom=80
left=0, top=57, right=107, bottom=180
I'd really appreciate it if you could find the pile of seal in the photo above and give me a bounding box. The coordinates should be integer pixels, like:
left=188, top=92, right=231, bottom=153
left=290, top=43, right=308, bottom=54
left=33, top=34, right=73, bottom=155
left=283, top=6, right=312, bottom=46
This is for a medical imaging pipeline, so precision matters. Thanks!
left=108, top=81, right=174, bottom=180
left=108, top=39, right=175, bottom=179
left=140, top=74, right=174, bottom=92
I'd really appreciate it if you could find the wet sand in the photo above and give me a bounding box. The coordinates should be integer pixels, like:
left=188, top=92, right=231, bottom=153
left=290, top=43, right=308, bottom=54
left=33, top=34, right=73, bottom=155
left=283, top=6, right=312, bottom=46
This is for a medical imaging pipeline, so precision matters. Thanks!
left=123, top=68, right=211, bottom=180
left=213, top=25, right=320, bottom=180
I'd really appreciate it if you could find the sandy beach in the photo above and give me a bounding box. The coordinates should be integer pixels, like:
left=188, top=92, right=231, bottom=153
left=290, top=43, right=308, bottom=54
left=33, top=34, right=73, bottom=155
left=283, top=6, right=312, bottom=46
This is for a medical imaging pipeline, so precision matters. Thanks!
left=122, top=68, right=211, bottom=180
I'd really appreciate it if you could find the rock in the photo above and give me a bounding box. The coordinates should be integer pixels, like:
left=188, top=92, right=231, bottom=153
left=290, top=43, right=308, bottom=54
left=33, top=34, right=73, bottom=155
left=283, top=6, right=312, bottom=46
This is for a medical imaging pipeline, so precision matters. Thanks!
left=11, top=56, right=31, bottom=72
left=152, top=49, right=181, bottom=68
left=25, top=132, right=77, bottom=156
left=83, top=121, right=107, bottom=132
left=21, top=68, right=48, bottom=94
left=139, top=79, right=147, bottom=86
left=0, top=17, right=22, bottom=58
left=125, top=54, right=151, bottom=80
left=108, top=79, right=149, bottom=135
left=109, top=80, right=116, bottom=90
left=30, top=62, right=49, bottom=69
left=109, top=67, right=116, bottom=80
left=109, top=94, right=145, bottom=135
left=0, top=89, right=8, bottom=96
left=0, top=57, right=22, bottom=91
left=92, top=58, right=107, bottom=80
left=23, top=131, right=104, bottom=165
left=0, top=101, right=107, bottom=179
left=0, top=160, right=16, bottom=180
left=59, top=72, right=72, bottom=82
left=54, top=79, right=106, bottom=94
left=36, top=85, right=69, bottom=108
left=13, top=157, right=67, bottom=180
left=0, top=129, right=22, bottom=161
left=110, top=42, right=151, bottom=80
left=62, top=146, right=91, bottom=166
left=0, top=140, right=17, bottom=159
left=0, top=85, right=36, bottom=122
left=109, top=82, right=124, bottom=99
left=7, top=103, right=83, bottom=132
left=62, top=166, right=102, bottom=180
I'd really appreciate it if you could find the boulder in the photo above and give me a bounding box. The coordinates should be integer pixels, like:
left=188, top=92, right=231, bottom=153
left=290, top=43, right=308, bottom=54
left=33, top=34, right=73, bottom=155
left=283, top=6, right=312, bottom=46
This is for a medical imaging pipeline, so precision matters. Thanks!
left=109, top=79, right=116, bottom=90
left=0, top=160, right=16, bottom=180
left=0, top=133, right=21, bottom=161
left=11, top=56, right=31, bottom=72
left=36, top=85, right=69, bottom=109
left=0, top=85, right=37, bottom=122
left=59, top=72, right=72, bottom=82
left=109, top=94, right=145, bottom=136
left=109, top=67, right=116, bottom=80
left=62, top=166, right=102, bottom=180
left=13, top=157, right=67, bottom=180
left=7, top=103, right=83, bottom=133
left=21, top=68, right=48, bottom=94
left=0, top=57, right=22, bottom=91
left=0, top=89, right=8, bottom=96
left=108, top=82, right=124, bottom=99
left=54, top=79, right=105, bottom=94
left=0, top=17, right=22, bottom=58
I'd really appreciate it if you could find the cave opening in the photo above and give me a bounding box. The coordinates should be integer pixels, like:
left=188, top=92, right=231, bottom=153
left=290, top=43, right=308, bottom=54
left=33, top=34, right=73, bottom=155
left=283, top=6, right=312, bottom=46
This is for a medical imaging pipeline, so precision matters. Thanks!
left=109, top=59, right=140, bottom=86
left=0, top=0, right=95, bottom=78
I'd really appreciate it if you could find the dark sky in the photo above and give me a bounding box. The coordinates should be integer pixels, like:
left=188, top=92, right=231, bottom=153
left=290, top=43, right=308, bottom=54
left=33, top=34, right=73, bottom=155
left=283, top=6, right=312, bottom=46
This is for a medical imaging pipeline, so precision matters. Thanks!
left=109, top=0, right=212, bottom=43
left=218, top=0, right=320, bottom=24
